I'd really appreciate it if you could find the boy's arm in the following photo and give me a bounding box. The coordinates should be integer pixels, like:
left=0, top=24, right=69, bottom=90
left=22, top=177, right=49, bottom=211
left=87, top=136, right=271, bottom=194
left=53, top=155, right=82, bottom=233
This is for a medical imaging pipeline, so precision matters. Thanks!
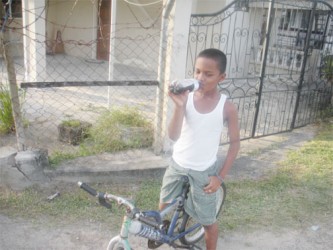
left=219, top=100, right=240, bottom=179
left=204, top=100, right=240, bottom=193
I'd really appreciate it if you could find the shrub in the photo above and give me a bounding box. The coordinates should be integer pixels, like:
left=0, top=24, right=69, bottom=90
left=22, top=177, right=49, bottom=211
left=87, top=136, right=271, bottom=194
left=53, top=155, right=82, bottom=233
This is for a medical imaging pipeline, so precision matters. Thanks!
left=0, top=84, right=14, bottom=134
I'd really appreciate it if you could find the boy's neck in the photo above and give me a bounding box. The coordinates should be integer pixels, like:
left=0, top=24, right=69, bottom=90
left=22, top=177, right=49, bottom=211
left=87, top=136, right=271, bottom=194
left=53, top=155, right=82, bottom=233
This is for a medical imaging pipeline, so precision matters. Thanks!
left=197, top=87, right=220, bottom=99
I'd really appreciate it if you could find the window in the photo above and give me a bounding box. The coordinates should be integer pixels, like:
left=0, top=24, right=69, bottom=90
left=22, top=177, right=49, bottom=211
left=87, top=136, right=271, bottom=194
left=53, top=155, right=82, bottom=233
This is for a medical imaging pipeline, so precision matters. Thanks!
left=279, top=9, right=310, bottom=31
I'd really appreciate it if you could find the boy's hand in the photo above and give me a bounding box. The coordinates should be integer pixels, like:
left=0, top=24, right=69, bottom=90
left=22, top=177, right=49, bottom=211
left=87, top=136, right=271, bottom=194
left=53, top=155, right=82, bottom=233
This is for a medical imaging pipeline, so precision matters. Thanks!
left=204, top=176, right=221, bottom=193
left=168, top=86, right=189, bottom=108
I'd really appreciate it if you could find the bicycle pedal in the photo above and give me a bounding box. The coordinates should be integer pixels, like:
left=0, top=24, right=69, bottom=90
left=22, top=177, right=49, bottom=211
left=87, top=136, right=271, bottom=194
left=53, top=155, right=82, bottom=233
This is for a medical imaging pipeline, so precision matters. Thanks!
left=162, top=219, right=170, bottom=231
left=147, top=220, right=169, bottom=249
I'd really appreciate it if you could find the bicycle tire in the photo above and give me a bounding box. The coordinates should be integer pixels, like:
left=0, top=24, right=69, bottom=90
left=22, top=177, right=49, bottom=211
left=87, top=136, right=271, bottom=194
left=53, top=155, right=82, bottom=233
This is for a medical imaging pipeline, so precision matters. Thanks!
left=108, top=242, right=126, bottom=250
left=179, top=182, right=226, bottom=245
left=107, top=235, right=132, bottom=250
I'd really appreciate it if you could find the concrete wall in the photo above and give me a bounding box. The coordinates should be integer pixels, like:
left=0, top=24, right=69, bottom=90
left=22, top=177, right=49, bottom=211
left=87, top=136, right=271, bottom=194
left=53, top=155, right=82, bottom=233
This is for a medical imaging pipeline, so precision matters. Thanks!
left=46, top=0, right=97, bottom=58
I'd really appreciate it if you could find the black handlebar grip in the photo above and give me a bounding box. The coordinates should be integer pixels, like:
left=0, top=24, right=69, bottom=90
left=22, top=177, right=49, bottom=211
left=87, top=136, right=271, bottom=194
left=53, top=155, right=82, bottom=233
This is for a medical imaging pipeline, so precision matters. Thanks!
left=78, top=182, right=97, bottom=197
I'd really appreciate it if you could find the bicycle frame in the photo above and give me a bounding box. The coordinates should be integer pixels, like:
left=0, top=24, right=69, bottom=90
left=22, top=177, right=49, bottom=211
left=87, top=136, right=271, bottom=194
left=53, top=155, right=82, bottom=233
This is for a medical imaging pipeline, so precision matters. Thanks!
left=107, top=193, right=202, bottom=250
left=78, top=177, right=215, bottom=250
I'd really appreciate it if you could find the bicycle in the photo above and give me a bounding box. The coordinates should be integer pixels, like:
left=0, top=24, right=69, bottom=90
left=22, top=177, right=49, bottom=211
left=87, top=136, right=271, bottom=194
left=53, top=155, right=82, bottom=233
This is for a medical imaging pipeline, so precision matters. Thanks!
left=78, top=176, right=226, bottom=250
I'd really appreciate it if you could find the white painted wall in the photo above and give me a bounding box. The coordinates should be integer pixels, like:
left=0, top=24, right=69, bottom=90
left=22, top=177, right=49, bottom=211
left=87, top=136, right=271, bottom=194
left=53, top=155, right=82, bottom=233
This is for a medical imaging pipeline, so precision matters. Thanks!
left=22, top=0, right=46, bottom=82
left=192, top=0, right=227, bottom=14
left=112, top=0, right=162, bottom=70
left=46, top=0, right=96, bottom=58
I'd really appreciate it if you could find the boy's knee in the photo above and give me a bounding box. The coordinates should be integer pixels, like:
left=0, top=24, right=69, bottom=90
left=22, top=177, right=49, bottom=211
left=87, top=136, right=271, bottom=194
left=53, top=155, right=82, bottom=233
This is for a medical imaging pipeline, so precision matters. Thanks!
left=203, top=223, right=218, bottom=232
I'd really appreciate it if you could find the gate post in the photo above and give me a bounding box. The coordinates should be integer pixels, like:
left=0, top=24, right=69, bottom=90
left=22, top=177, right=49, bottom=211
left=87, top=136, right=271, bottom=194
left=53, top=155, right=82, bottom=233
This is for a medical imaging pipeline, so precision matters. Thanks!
left=251, top=0, right=275, bottom=138
left=290, top=1, right=317, bottom=129
left=154, top=0, right=193, bottom=154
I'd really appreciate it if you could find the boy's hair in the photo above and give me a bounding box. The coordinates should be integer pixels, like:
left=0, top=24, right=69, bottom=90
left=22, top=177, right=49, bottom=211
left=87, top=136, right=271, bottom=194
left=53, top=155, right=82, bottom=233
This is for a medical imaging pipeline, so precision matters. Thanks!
left=197, top=48, right=227, bottom=74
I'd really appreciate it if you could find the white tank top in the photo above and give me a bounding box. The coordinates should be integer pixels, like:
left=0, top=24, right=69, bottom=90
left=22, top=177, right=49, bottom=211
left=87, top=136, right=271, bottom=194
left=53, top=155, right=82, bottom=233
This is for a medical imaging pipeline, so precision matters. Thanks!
left=172, top=92, right=227, bottom=171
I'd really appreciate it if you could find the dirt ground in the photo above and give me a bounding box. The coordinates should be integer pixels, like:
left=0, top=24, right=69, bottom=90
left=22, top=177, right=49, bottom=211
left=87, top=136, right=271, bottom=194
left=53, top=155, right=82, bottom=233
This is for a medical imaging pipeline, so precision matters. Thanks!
left=0, top=124, right=332, bottom=250
left=0, top=213, right=332, bottom=250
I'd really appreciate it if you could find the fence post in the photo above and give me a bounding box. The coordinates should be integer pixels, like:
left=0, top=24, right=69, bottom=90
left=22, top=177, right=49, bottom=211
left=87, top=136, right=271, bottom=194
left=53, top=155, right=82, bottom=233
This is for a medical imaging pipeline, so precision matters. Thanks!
left=154, top=0, right=175, bottom=154
left=290, top=1, right=317, bottom=129
left=0, top=32, right=26, bottom=151
left=251, top=0, right=275, bottom=138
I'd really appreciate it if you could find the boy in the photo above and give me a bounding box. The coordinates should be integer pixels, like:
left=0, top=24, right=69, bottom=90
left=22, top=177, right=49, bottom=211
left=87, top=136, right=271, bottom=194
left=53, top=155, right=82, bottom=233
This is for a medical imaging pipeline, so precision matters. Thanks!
left=159, top=48, right=240, bottom=249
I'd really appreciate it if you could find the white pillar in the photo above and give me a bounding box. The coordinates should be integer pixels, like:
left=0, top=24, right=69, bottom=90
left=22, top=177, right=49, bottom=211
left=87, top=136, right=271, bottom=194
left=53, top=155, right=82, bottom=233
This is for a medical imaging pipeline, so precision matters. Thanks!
left=165, top=0, right=193, bottom=81
left=22, top=0, right=46, bottom=82
left=108, top=0, right=117, bottom=108
left=154, top=0, right=193, bottom=153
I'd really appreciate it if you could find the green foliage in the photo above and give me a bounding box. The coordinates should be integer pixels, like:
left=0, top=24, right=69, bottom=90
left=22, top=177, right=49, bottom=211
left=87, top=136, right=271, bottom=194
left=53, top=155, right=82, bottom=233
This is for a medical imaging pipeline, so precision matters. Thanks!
left=0, top=84, right=14, bottom=134
left=85, top=106, right=153, bottom=153
left=221, top=122, right=333, bottom=232
left=49, top=106, right=153, bottom=166
left=321, top=55, right=333, bottom=82
left=60, top=119, right=82, bottom=128
left=48, top=150, right=81, bottom=166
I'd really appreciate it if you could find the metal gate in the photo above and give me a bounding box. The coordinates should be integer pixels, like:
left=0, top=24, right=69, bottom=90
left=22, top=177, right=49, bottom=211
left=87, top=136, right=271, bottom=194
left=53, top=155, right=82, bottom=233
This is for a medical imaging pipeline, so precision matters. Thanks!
left=186, top=0, right=333, bottom=141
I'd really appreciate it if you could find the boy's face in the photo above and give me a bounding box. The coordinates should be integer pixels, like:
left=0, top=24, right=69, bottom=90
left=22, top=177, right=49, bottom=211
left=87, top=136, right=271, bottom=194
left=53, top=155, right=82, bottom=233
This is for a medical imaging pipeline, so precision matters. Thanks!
left=194, top=57, right=226, bottom=92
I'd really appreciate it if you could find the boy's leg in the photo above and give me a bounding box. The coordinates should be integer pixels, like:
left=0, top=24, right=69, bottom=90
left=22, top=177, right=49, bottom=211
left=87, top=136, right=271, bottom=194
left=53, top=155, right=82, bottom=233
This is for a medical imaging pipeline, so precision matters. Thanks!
left=204, top=223, right=218, bottom=250
left=159, top=160, right=188, bottom=209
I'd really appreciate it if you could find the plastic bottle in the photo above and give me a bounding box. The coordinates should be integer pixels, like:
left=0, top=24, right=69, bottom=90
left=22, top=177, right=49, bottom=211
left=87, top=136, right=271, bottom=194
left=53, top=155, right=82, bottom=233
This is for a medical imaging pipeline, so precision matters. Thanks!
left=128, top=220, right=163, bottom=241
left=169, top=79, right=199, bottom=94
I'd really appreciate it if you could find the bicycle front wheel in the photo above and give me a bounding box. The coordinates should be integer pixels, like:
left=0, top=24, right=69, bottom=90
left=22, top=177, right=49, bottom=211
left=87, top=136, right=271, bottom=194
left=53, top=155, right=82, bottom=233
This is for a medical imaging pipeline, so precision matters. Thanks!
left=107, top=235, right=132, bottom=250
left=179, top=182, right=226, bottom=245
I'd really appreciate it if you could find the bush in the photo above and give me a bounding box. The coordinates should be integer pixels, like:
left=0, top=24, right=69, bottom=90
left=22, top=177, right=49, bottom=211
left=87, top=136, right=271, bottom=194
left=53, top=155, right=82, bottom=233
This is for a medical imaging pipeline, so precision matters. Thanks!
left=0, top=84, right=14, bottom=134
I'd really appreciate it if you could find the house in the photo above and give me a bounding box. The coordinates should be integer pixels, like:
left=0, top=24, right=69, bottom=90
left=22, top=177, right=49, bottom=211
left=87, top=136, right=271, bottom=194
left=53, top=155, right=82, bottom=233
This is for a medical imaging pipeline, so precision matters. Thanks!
left=2, top=0, right=333, bottom=82
left=1, top=0, right=231, bottom=82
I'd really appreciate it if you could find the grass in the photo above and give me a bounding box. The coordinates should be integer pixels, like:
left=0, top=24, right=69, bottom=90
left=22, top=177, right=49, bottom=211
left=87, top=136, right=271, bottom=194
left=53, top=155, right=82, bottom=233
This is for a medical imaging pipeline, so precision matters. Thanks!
left=220, top=121, right=333, bottom=232
left=0, top=121, right=332, bottom=234
left=60, top=119, right=83, bottom=127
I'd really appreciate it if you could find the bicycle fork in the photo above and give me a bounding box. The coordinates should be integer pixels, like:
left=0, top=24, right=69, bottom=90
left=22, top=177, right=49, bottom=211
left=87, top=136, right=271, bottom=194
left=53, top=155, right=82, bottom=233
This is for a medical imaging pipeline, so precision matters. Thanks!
left=107, top=216, right=132, bottom=250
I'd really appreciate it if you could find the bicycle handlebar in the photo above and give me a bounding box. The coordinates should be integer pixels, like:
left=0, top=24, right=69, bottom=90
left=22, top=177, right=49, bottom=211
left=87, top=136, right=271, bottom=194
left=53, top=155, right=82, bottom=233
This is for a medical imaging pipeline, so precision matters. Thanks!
left=78, top=181, right=136, bottom=211
left=78, top=181, right=97, bottom=196
left=78, top=181, right=111, bottom=209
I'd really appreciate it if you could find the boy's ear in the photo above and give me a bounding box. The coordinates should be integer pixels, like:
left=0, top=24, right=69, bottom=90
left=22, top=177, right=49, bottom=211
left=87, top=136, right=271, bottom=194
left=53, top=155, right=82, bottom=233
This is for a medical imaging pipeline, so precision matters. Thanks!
left=219, top=73, right=226, bottom=81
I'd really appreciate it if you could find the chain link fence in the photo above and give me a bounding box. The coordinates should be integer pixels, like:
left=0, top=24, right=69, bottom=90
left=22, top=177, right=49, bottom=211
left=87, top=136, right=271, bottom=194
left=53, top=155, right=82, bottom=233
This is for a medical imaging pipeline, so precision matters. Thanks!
left=1, top=0, right=332, bottom=165
left=0, top=0, right=173, bottom=163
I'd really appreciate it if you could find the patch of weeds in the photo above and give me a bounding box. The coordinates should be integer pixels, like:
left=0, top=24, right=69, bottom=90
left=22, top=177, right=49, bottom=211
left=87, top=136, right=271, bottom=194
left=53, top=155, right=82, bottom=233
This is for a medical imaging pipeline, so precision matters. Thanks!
left=48, top=150, right=80, bottom=166
left=49, top=106, right=153, bottom=166
left=88, top=106, right=153, bottom=153
left=0, top=84, right=14, bottom=134
left=60, top=119, right=83, bottom=127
